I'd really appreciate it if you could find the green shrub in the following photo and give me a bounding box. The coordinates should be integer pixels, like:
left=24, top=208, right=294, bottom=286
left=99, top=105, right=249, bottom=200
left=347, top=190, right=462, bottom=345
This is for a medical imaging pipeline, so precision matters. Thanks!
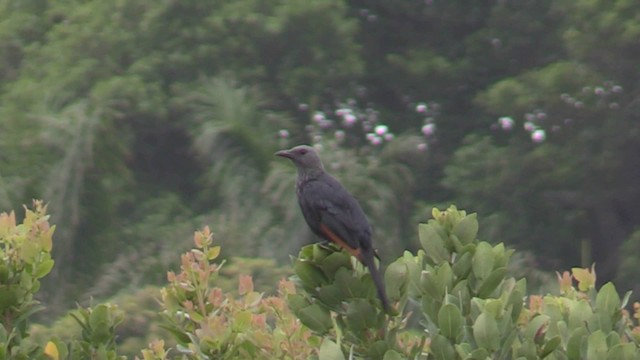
left=291, top=205, right=640, bottom=359
left=0, top=201, right=55, bottom=359
left=4, top=202, right=640, bottom=359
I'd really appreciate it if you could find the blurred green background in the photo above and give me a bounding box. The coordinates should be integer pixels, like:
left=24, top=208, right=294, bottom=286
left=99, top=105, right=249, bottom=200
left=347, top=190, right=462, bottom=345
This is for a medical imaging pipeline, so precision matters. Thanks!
left=1, top=0, right=639, bottom=320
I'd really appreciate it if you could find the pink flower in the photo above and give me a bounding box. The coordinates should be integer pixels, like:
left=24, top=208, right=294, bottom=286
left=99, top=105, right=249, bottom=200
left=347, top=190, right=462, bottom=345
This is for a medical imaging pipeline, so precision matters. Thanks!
left=422, top=123, right=435, bottom=136
left=375, top=125, right=388, bottom=135
left=531, top=129, right=546, bottom=143
left=343, top=113, right=357, bottom=126
left=498, top=117, right=514, bottom=131
left=278, top=129, right=289, bottom=138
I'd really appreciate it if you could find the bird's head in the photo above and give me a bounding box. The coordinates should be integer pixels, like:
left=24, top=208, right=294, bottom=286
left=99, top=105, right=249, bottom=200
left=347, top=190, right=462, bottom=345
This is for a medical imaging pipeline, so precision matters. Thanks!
left=275, top=145, right=324, bottom=171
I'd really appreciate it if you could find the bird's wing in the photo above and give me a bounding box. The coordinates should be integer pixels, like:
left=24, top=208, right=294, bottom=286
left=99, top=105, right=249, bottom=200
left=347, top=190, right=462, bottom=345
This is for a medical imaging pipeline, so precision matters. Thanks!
left=300, top=174, right=371, bottom=253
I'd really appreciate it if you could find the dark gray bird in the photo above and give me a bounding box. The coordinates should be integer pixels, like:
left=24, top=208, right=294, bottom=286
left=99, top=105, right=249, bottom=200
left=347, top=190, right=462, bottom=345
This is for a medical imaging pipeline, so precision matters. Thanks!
left=275, top=145, right=391, bottom=313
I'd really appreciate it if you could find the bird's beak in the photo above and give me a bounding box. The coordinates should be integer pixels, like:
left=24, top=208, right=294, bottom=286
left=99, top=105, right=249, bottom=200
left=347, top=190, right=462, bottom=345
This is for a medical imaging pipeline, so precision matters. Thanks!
left=275, top=149, right=293, bottom=159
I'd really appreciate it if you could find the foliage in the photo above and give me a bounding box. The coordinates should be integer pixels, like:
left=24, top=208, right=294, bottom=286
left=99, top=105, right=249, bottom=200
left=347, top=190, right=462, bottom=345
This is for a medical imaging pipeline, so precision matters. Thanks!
left=1, top=0, right=639, bottom=335
left=291, top=205, right=640, bottom=359
left=150, top=226, right=318, bottom=359
left=288, top=242, right=418, bottom=358
left=0, top=201, right=54, bottom=359
left=61, top=304, right=126, bottom=360
left=4, top=201, right=640, bottom=359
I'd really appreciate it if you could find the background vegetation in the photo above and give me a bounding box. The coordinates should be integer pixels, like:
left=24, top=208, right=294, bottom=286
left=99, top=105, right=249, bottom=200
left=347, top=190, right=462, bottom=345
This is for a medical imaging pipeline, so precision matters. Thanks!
left=0, top=0, right=639, bottom=323
left=3, top=204, right=640, bottom=359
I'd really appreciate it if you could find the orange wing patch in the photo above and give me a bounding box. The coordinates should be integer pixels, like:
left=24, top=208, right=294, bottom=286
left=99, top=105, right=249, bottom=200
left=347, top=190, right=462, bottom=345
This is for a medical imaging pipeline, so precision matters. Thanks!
left=319, top=223, right=363, bottom=262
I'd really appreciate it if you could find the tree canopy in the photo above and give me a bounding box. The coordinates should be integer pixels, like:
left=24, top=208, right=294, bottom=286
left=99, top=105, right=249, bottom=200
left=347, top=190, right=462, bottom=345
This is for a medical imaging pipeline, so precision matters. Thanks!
left=0, top=0, right=638, bottom=314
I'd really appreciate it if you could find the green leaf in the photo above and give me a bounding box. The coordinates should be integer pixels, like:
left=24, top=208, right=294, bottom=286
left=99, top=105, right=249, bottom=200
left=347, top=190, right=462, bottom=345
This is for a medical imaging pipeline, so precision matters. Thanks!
left=294, top=260, right=328, bottom=291
left=317, top=284, right=344, bottom=308
left=0, top=264, right=9, bottom=283
left=452, top=252, right=473, bottom=279
left=607, top=343, right=639, bottom=360
left=586, top=330, right=607, bottom=360
left=473, top=312, right=500, bottom=352
left=334, top=267, right=366, bottom=298
left=22, top=240, right=40, bottom=263
left=476, top=267, right=507, bottom=298
left=450, top=280, right=470, bottom=310
left=35, top=259, right=55, bottom=278
left=232, top=310, right=252, bottom=332
left=572, top=267, right=596, bottom=292
left=320, top=252, right=352, bottom=278
left=318, top=339, right=345, bottom=360
left=436, top=262, right=454, bottom=291
left=206, top=246, right=221, bottom=260
left=299, top=244, right=316, bottom=260
left=452, top=213, right=478, bottom=245
left=469, top=347, right=490, bottom=359
left=595, top=282, right=620, bottom=316
left=419, top=223, right=449, bottom=264
left=382, top=349, right=405, bottom=360
left=566, top=327, right=587, bottom=360
left=297, top=304, right=332, bottom=334
left=89, top=305, right=109, bottom=330
left=506, top=286, right=524, bottom=322
left=489, top=243, right=508, bottom=266
left=430, top=334, right=455, bottom=360
left=606, top=332, right=621, bottom=348
left=454, top=343, right=472, bottom=359
left=438, top=303, right=463, bottom=340
left=472, top=242, right=495, bottom=281
left=567, top=299, right=592, bottom=330
left=541, top=335, right=561, bottom=358
left=525, top=314, right=549, bottom=343
left=450, top=234, right=465, bottom=253
left=421, top=296, right=439, bottom=324
left=368, top=340, right=391, bottom=359
left=286, top=293, right=310, bottom=313
left=345, top=299, right=377, bottom=331
left=420, top=270, right=443, bottom=300
left=620, top=290, right=632, bottom=309
left=0, top=285, right=19, bottom=309
left=384, top=260, right=408, bottom=301
left=313, top=244, right=333, bottom=262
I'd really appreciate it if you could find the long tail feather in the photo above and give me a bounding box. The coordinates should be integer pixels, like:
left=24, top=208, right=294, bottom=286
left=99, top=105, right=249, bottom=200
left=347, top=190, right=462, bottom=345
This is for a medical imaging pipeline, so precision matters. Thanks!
left=362, top=249, right=391, bottom=313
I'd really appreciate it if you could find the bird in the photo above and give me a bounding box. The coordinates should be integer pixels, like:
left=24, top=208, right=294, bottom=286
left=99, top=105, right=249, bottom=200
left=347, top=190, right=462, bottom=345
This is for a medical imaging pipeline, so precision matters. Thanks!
left=275, top=144, right=391, bottom=313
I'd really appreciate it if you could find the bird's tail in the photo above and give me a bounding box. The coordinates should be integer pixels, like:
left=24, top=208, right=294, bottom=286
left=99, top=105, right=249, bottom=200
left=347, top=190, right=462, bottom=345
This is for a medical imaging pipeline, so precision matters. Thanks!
left=362, top=248, right=392, bottom=314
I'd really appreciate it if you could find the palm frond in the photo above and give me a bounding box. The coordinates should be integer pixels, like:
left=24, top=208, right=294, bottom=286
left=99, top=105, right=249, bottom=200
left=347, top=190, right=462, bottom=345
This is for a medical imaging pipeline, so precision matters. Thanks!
left=40, top=102, right=100, bottom=279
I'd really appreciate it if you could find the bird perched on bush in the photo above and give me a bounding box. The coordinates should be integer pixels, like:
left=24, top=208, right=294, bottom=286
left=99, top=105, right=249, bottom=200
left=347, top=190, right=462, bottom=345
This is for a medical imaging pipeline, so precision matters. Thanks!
left=276, top=145, right=391, bottom=313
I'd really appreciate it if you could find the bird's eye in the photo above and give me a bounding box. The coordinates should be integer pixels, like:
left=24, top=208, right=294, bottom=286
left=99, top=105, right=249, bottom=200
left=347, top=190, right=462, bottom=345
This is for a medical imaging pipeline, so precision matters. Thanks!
left=299, top=149, right=308, bottom=155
